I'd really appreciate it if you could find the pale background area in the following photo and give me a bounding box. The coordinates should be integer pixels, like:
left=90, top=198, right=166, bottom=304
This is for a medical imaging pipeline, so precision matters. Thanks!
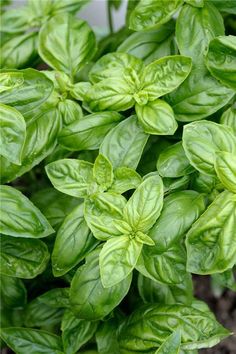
left=11, top=0, right=128, bottom=31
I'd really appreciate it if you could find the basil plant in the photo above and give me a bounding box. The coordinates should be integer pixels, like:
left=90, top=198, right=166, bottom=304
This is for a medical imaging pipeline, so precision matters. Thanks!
left=0, top=0, right=236, bottom=353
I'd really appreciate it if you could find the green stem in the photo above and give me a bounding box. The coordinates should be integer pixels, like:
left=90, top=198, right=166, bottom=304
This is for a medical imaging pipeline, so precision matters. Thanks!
left=107, top=1, right=114, bottom=34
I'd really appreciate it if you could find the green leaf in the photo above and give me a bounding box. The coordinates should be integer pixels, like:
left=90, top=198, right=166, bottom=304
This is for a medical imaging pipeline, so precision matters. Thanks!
left=84, top=192, right=126, bottom=241
left=0, top=185, right=54, bottom=238
left=93, top=154, right=114, bottom=190
left=38, top=288, right=70, bottom=308
left=176, top=3, right=224, bottom=63
left=140, top=56, right=192, bottom=100
left=220, top=105, right=236, bottom=134
left=186, top=191, right=236, bottom=274
left=39, top=14, right=96, bottom=78
left=61, top=309, right=98, bottom=354
left=89, top=52, right=144, bottom=83
left=182, top=120, right=236, bottom=176
left=45, top=158, right=94, bottom=198
left=210, top=0, right=236, bottom=14
left=0, top=103, right=26, bottom=164
left=206, top=35, right=236, bottom=90
left=157, top=142, right=195, bottom=178
left=0, top=107, right=61, bottom=184
left=212, top=269, right=236, bottom=292
left=0, top=7, right=31, bottom=33
left=215, top=151, right=236, bottom=193
left=58, top=111, right=123, bottom=151
left=96, top=319, right=120, bottom=354
left=185, top=0, right=204, bottom=7
left=117, top=304, right=230, bottom=352
left=100, top=235, right=142, bottom=287
left=155, top=330, right=181, bottom=354
left=136, top=231, right=155, bottom=246
left=135, top=99, right=178, bottom=135
left=129, top=0, right=184, bottom=31
left=85, top=77, right=135, bottom=112
left=117, top=22, right=175, bottom=65
left=52, top=203, right=98, bottom=276
left=100, top=115, right=149, bottom=169
left=109, top=167, right=142, bottom=194
left=58, top=99, right=83, bottom=125
left=0, top=275, right=27, bottom=308
left=69, top=81, right=92, bottom=101
left=0, top=327, right=64, bottom=354
left=0, top=32, right=38, bottom=69
left=70, top=249, right=131, bottom=320
left=124, top=175, right=163, bottom=233
left=0, top=235, right=49, bottom=279
left=0, top=69, right=54, bottom=121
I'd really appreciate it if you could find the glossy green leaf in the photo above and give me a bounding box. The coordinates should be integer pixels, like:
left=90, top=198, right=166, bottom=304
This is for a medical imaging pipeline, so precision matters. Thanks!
left=46, top=159, right=94, bottom=198
left=220, top=105, right=236, bottom=134
left=183, top=120, right=236, bottom=176
left=0, top=185, right=54, bottom=238
left=124, top=175, right=163, bottom=233
left=0, top=275, right=27, bottom=308
left=0, top=107, right=61, bottom=184
left=69, top=81, right=92, bottom=101
left=89, top=52, right=144, bottom=83
left=70, top=249, right=132, bottom=320
left=52, top=203, right=98, bottom=276
left=58, top=99, right=83, bottom=125
left=210, top=0, right=236, bottom=14
left=129, top=0, right=184, bottom=31
left=96, top=319, right=120, bottom=354
left=100, top=235, right=142, bottom=287
left=109, top=167, right=142, bottom=194
left=0, top=328, right=64, bottom=354
left=100, top=115, right=149, bottom=169
left=93, top=154, right=114, bottom=190
left=61, top=309, right=98, bottom=354
left=0, top=69, right=54, bottom=120
left=0, top=235, right=49, bottom=279
left=84, top=192, right=126, bottom=240
left=0, top=103, right=26, bottom=164
left=186, top=191, right=236, bottom=274
left=38, top=288, right=70, bottom=308
left=215, top=151, right=236, bottom=193
left=140, top=56, right=192, bottom=100
left=155, top=330, right=181, bottom=354
left=157, top=142, right=195, bottom=178
left=39, top=14, right=96, bottom=78
left=176, top=3, right=224, bottom=63
left=206, top=35, right=236, bottom=90
left=118, top=304, right=230, bottom=352
left=136, top=99, right=178, bottom=135
left=58, top=111, right=123, bottom=151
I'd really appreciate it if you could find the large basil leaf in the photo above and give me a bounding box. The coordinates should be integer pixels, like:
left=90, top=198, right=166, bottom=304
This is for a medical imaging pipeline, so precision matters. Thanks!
left=0, top=328, right=64, bottom=354
left=0, top=69, right=54, bottom=120
left=220, top=104, right=236, bottom=134
left=89, top=52, right=144, bottom=83
left=182, top=120, right=236, bottom=176
left=109, top=167, right=142, bottom=194
left=148, top=190, right=206, bottom=249
left=24, top=297, right=64, bottom=328
left=52, top=203, right=98, bottom=276
left=129, top=0, right=184, bottom=31
left=138, top=273, right=193, bottom=305
left=0, top=235, right=49, bottom=279
left=124, top=175, right=163, bottom=233
left=135, top=99, right=178, bottom=135
left=215, top=151, right=236, bottom=193
left=157, top=142, right=195, bottom=178
left=100, top=235, right=142, bottom=287
left=100, top=115, right=149, bottom=169
left=38, top=288, right=70, bottom=309
left=117, top=304, right=230, bottom=352
left=117, top=22, right=175, bottom=64
left=0, top=185, right=54, bottom=238
left=186, top=191, right=236, bottom=274
left=0, top=103, right=26, bottom=164
left=0, top=275, right=27, bottom=308
left=155, top=330, right=181, bottom=354
left=84, top=193, right=126, bottom=241
left=140, top=56, right=192, bottom=100
left=46, top=158, right=94, bottom=198
left=70, top=249, right=132, bottom=320
left=61, top=309, right=98, bottom=354
left=206, top=35, right=236, bottom=90
left=176, top=3, right=224, bottom=63
left=39, top=14, right=96, bottom=78
left=59, top=111, right=123, bottom=151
